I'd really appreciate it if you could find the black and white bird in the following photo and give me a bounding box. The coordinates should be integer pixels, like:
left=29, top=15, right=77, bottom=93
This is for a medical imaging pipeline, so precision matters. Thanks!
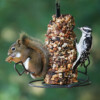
left=72, top=27, right=92, bottom=74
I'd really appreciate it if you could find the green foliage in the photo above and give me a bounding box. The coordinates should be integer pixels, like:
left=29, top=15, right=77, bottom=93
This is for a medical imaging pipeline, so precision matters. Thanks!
left=0, top=0, right=100, bottom=100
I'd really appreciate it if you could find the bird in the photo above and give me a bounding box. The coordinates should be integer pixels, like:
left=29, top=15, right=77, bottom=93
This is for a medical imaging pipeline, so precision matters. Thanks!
left=72, top=26, right=92, bottom=74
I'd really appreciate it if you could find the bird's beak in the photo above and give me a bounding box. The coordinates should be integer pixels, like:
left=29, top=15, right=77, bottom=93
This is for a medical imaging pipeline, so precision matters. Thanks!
left=78, top=27, right=83, bottom=31
left=78, top=27, right=80, bottom=30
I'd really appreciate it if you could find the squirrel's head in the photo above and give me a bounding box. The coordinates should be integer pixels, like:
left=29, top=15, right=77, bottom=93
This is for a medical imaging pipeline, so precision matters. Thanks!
left=6, top=39, right=27, bottom=63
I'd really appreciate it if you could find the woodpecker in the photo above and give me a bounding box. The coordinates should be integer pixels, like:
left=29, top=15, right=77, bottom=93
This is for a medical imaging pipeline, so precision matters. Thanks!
left=72, top=27, right=92, bottom=74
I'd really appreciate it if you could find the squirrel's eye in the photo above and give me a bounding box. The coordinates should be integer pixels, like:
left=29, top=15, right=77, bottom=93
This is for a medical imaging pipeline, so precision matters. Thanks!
left=11, top=47, right=16, bottom=51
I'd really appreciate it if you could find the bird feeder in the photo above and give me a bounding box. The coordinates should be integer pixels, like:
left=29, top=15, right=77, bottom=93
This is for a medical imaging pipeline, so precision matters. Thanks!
left=28, top=1, right=91, bottom=88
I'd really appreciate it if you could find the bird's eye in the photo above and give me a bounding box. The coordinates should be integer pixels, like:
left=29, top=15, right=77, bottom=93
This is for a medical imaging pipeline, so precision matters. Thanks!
left=11, top=47, right=16, bottom=51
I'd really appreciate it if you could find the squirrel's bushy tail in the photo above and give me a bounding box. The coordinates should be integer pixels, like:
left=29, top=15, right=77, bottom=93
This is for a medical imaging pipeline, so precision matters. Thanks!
left=20, top=33, right=49, bottom=76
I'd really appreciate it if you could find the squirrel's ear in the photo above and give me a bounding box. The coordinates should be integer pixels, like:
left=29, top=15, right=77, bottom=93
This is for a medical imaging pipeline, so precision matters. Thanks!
left=16, top=40, right=21, bottom=46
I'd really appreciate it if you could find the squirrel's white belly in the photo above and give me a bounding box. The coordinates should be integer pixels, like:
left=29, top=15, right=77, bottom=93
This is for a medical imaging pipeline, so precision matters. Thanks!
left=23, top=58, right=30, bottom=70
left=23, top=58, right=36, bottom=79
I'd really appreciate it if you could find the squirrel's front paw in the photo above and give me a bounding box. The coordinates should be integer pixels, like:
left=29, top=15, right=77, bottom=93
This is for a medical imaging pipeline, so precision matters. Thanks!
left=5, top=56, right=13, bottom=63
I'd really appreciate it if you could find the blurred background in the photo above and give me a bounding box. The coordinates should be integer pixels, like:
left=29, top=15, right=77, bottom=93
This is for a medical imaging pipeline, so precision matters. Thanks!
left=0, top=0, right=100, bottom=100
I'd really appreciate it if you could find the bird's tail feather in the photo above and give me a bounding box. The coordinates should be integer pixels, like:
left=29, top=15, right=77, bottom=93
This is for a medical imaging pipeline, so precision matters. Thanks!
left=73, top=59, right=81, bottom=71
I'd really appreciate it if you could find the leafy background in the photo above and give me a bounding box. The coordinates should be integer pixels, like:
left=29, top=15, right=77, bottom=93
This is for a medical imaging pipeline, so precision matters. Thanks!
left=0, top=0, right=100, bottom=100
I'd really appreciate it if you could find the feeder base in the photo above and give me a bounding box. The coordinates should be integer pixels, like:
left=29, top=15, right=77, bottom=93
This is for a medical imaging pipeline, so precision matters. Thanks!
left=28, top=71, right=91, bottom=88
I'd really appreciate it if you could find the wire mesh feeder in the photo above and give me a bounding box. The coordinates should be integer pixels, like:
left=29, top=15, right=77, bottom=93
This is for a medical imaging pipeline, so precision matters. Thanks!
left=28, top=71, right=91, bottom=88
left=28, top=1, right=91, bottom=88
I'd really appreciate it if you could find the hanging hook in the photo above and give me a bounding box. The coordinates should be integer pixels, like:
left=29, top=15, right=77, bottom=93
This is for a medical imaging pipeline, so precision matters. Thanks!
left=56, top=0, right=60, bottom=17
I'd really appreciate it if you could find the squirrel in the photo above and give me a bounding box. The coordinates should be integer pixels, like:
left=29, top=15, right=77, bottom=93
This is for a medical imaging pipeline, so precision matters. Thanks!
left=6, top=33, right=49, bottom=79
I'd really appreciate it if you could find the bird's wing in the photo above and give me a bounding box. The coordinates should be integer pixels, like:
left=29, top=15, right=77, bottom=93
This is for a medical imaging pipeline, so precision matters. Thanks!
left=83, top=36, right=92, bottom=51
